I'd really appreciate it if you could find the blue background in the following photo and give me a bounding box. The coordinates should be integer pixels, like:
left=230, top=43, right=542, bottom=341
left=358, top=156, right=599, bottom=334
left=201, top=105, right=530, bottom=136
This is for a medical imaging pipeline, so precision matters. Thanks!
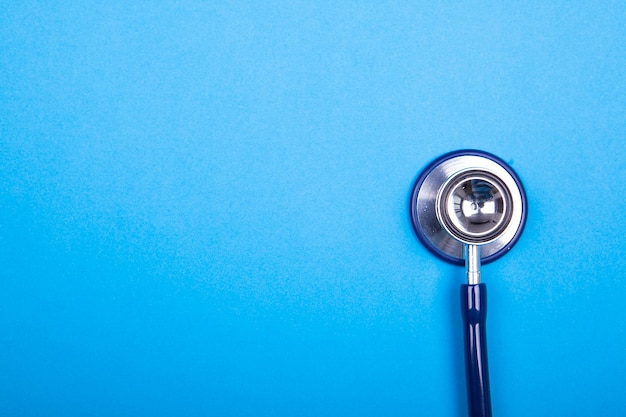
left=1, top=2, right=625, bottom=416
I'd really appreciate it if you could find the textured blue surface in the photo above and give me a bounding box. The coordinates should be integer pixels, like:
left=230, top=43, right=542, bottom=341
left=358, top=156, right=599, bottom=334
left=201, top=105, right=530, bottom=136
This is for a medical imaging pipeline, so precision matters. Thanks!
left=1, top=2, right=625, bottom=416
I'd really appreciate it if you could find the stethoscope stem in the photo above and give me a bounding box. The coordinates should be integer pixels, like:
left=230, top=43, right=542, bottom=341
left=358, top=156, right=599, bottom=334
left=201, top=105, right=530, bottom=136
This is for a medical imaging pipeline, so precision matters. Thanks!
left=461, top=283, right=492, bottom=417
left=465, top=244, right=481, bottom=285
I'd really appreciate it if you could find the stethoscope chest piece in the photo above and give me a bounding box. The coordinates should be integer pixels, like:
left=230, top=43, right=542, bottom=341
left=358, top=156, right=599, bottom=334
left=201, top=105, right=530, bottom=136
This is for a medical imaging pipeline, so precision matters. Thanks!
left=411, top=150, right=527, bottom=265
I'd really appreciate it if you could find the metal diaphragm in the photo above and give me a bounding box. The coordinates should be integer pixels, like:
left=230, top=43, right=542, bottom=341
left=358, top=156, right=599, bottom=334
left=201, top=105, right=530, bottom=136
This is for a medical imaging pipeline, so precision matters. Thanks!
left=410, top=150, right=527, bottom=265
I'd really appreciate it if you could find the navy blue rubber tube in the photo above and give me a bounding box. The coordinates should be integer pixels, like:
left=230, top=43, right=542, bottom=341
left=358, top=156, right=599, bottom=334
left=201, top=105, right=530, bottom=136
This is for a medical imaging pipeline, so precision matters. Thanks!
left=461, top=283, right=492, bottom=417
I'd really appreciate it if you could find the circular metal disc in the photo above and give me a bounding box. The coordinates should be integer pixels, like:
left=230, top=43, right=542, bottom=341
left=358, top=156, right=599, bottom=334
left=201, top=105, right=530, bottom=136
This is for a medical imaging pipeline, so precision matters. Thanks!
left=410, top=150, right=527, bottom=265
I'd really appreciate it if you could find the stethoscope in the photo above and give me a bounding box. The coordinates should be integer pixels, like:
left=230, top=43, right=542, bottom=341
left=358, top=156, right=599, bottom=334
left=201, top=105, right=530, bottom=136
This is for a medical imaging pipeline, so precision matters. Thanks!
left=410, top=150, right=527, bottom=417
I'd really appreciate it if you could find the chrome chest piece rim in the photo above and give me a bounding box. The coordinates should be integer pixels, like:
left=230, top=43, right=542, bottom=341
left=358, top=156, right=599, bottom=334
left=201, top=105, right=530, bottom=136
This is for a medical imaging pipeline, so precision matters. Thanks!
left=410, top=150, right=527, bottom=265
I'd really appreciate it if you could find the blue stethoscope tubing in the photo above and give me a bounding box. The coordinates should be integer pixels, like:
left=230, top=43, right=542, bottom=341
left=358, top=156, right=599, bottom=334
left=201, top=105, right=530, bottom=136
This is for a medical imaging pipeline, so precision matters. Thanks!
left=462, top=282, right=491, bottom=417
left=410, top=150, right=528, bottom=417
